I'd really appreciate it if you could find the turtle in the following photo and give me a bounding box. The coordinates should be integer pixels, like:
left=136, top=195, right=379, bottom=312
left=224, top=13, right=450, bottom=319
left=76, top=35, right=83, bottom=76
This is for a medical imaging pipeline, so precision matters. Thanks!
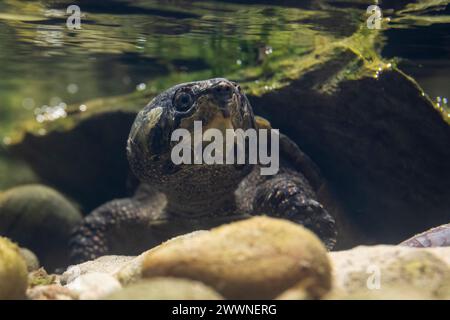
left=69, top=78, right=339, bottom=263
left=400, top=223, right=450, bottom=248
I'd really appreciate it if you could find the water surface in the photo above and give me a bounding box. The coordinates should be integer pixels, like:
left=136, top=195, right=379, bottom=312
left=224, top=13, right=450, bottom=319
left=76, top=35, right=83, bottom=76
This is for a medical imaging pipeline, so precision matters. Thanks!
left=0, top=0, right=449, bottom=188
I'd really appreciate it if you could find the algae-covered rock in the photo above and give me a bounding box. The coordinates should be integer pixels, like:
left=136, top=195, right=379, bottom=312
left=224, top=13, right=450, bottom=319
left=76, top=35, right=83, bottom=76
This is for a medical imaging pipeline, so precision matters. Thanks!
left=0, top=184, right=83, bottom=270
left=249, top=47, right=450, bottom=243
left=0, top=237, right=28, bottom=299
left=106, top=277, right=223, bottom=300
left=330, top=245, right=450, bottom=299
left=28, top=268, right=57, bottom=288
left=19, top=247, right=40, bottom=272
left=140, top=217, right=331, bottom=300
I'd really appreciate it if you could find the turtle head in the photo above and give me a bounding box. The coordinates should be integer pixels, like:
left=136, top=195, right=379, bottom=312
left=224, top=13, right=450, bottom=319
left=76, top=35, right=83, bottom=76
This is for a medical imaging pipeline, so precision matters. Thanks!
left=127, top=78, right=255, bottom=195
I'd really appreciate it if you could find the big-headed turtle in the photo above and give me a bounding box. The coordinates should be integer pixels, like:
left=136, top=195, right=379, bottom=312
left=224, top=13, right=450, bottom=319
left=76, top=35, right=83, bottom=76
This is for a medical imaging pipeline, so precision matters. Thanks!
left=69, top=78, right=340, bottom=263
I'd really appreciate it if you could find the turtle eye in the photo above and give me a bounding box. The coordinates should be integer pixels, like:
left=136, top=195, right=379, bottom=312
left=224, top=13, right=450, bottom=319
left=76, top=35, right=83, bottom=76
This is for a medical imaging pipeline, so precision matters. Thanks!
left=174, top=89, right=194, bottom=112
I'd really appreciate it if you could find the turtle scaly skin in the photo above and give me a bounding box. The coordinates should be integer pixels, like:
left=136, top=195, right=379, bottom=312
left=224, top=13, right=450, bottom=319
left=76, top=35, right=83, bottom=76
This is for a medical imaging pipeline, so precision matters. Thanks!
left=70, top=78, right=337, bottom=263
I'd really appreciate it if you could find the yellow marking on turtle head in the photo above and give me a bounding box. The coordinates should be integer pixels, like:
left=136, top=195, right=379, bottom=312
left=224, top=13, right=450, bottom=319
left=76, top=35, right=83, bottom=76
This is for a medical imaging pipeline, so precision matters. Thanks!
left=254, top=115, right=272, bottom=130
left=147, top=107, right=163, bottom=129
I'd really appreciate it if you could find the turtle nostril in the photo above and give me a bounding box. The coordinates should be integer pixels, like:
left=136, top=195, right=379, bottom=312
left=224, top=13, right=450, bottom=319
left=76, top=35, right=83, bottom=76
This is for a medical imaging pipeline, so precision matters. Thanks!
left=214, top=82, right=234, bottom=99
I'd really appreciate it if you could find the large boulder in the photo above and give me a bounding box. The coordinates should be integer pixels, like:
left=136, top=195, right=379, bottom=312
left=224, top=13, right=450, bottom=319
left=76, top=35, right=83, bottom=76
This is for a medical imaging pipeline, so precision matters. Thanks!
left=0, top=237, right=28, bottom=300
left=249, top=47, right=450, bottom=243
left=0, top=184, right=83, bottom=270
left=139, top=217, right=332, bottom=300
left=115, top=231, right=208, bottom=285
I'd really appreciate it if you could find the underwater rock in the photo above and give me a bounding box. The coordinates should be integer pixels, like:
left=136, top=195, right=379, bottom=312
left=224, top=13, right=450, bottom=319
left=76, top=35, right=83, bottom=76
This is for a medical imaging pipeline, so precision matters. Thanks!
left=28, top=267, right=58, bottom=288
left=248, top=47, right=450, bottom=243
left=27, top=284, right=78, bottom=300
left=276, top=274, right=332, bottom=300
left=0, top=150, right=37, bottom=192
left=106, top=277, right=224, bottom=300
left=10, top=112, right=138, bottom=211
left=275, top=286, right=310, bottom=300
left=115, top=231, right=208, bottom=285
left=329, top=245, right=450, bottom=299
left=61, top=255, right=134, bottom=285
left=19, top=247, right=40, bottom=272
left=140, top=217, right=331, bottom=300
left=65, top=272, right=122, bottom=300
left=325, top=286, right=433, bottom=300
left=0, top=184, right=83, bottom=270
left=0, top=237, right=28, bottom=300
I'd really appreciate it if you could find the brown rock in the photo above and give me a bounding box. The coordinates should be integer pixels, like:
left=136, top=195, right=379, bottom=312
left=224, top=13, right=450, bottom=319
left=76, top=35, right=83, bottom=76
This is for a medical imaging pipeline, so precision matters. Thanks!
left=115, top=231, right=208, bottom=286
left=0, top=237, right=28, bottom=299
left=141, top=217, right=331, bottom=299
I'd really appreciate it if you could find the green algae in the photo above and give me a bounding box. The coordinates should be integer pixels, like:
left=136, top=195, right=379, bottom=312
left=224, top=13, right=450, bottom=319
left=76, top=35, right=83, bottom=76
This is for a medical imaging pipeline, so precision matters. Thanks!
left=8, top=18, right=389, bottom=143
left=28, top=268, right=57, bottom=288
left=0, top=236, right=28, bottom=299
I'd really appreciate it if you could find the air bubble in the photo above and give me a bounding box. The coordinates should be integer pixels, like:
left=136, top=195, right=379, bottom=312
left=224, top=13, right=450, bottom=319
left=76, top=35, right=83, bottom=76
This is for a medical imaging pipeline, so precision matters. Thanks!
left=67, top=83, right=79, bottom=94
left=22, top=98, right=35, bottom=110
left=36, top=114, right=45, bottom=123
left=136, top=83, right=146, bottom=91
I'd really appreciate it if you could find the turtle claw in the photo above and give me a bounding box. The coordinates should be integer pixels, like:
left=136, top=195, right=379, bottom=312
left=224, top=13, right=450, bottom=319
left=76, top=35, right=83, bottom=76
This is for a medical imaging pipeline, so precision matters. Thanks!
left=261, top=200, right=337, bottom=250
left=281, top=198, right=337, bottom=250
left=253, top=177, right=338, bottom=250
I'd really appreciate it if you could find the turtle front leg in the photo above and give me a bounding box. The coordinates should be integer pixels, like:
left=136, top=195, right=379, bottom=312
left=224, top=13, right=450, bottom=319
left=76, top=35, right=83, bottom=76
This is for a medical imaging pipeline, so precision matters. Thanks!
left=69, top=198, right=159, bottom=264
left=252, top=174, right=337, bottom=250
left=69, top=184, right=172, bottom=263
left=69, top=190, right=250, bottom=264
